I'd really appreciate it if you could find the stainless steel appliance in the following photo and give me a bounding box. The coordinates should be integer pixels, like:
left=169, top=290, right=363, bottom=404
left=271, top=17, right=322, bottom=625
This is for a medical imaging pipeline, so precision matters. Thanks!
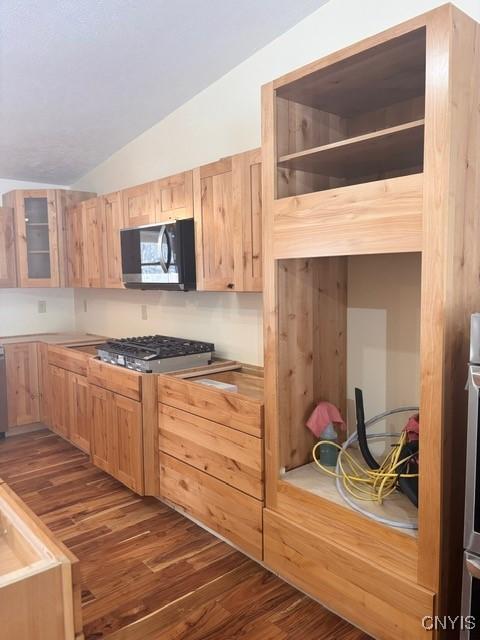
left=120, top=219, right=196, bottom=290
left=97, top=335, right=214, bottom=373
left=461, top=313, right=480, bottom=637
left=0, top=346, right=7, bottom=436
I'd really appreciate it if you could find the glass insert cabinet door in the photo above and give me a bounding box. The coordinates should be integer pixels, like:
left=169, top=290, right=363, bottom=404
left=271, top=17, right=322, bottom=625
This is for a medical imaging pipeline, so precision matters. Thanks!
left=14, top=190, right=60, bottom=287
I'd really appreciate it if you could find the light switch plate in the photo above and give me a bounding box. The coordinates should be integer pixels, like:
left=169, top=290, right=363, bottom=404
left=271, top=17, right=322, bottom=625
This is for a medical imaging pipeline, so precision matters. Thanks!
left=38, top=300, right=47, bottom=314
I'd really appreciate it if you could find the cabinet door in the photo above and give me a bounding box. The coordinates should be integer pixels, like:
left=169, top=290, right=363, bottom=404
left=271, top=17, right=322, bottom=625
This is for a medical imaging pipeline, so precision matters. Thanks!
left=37, top=343, right=51, bottom=427
left=0, top=207, right=17, bottom=287
left=48, top=365, right=68, bottom=438
left=83, top=198, right=104, bottom=288
left=12, top=190, right=61, bottom=287
left=102, top=192, right=125, bottom=288
left=65, top=203, right=86, bottom=287
left=4, top=343, right=40, bottom=428
left=67, top=373, right=90, bottom=453
left=193, top=149, right=263, bottom=292
left=112, top=394, right=144, bottom=493
left=193, top=157, right=235, bottom=291
left=89, top=386, right=114, bottom=474
left=155, top=171, right=193, bottom=222
left=121, top=182, right=156, bottom=227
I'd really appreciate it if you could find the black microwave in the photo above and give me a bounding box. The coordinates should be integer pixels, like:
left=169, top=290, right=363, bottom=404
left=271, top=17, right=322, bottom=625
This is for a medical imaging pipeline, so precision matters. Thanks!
left=120, top=219, right=196, bottom=290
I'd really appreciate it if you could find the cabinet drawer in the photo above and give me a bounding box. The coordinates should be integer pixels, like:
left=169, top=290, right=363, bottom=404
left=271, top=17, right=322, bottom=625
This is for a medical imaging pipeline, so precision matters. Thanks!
left=159, top=404, right=263, bottom=499
left=160, top=453, right=263, bottom=560
left=264, top=510, right=434, bottom=640
left=158, top=375, right=263, bottom=437
left=87, top=358, right=142, bottom=401
left=48, top=344, right=90, bottom=376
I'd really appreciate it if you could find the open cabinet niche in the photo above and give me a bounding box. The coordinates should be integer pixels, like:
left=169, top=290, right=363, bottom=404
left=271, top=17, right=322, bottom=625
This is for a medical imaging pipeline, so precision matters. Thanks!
left=277, top=252, right=421, bottom=531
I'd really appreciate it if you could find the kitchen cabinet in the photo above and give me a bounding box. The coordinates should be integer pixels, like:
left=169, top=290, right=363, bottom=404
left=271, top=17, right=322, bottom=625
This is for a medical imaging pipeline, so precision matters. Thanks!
left=154, top=170, right=193, bottom=222
left=121, top=181, right=156, bottom=227
left=48, top=365, right=68, bottom=439
left=102, top=192, right=125, bottom=288
left=65, top=203, right=85, bottom=287
left=37, top=343, right=51, bottom=427
left=0, top=207, right=17, bottom=287
left=193, top=148, right=262, bottom=292
left=89, top=384, right=144, bottom=493
left=4, top=343, right=40, bottom=428
left=67, top=372, right=89, bottom=454
left=65, top=198, right=104, bottom=288
left=2, top=189, right=94, bottom=288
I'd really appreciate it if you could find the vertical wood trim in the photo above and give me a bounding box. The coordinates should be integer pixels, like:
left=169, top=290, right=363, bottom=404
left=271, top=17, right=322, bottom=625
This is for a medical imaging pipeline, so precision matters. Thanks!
left=192, top=167, right=205, bottom=291
left=262, top=82, right=279, bottom=508
left=142, top=375, right=159, bottom=497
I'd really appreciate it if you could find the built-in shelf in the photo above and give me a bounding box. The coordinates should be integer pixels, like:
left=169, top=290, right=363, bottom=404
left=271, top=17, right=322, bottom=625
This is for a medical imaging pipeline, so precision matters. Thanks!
left=278, top=119, right=425, bottom=179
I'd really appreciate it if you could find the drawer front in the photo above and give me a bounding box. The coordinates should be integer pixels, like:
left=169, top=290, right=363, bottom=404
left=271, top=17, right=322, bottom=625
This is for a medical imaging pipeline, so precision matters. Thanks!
left=48, top=344, right=89, bottom=376
left=159, top=404, right=263, bottom=499
left=158, top=376, right=263, bottom=437
left=87, top=358, right=142, bottom=401
left=264, top=510, right=435, bottom=640
left=160, top=453, right=263, bottom=560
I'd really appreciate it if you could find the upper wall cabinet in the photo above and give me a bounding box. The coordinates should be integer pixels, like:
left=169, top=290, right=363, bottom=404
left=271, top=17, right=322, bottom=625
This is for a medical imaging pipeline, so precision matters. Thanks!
left=65, top=203, right=85, bottom=288
left=65, top=197, right=105, bottom=288
left=2, top=189, right=95, bottom=288
left=121, top=182, right=156, bottom=227
left=102, top=192, right=125, bottom=289
left=0, top=207, right=17, bottom=288
left=154, top=170, right=194, bottom=222
left=193, top=148, right=262, bottom=292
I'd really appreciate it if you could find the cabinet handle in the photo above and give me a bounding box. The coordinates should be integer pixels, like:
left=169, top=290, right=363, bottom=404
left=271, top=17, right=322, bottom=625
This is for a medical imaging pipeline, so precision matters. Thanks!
left=227, top=283, right=235, bottom=289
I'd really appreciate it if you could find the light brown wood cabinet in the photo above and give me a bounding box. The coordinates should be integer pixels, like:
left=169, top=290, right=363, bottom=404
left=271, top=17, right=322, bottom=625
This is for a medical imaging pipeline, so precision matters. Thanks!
left=193, top=148, right=262, bottom=291
left=121, top=181, right=156, bottom=227
left=102, top=192, right=125, bottom=288
left=0, top=207, right=17, bottom=287
left=65, top=198, right=104, bottom=288
left=154, top=170, right=194, bottom=222
left=37, top=343, right=51, bottom=427
left=65, top=203, right=85, bottom=287
left=2, top=189, right=94, bottom=288
left=48, top=365, right=69, bottom=438
left=89, top=384, right=144, bottom=494
left=4, top=343, right=40, bottom=428
left=67, top=372, right=90, bottom=454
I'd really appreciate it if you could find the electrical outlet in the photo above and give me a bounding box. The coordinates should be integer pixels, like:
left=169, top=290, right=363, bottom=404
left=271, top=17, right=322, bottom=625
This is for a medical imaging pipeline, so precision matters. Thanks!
left=141, top=304, right=148, bottom=320
left=38, top=300, right=47, bottom=314
left=83, top=299, right=88, bottom=313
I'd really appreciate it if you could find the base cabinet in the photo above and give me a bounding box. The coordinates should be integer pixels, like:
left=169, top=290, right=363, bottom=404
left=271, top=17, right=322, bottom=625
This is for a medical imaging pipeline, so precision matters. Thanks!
left=90, top=386, right=144, bottom=494
left=67, top=372, right=90, bottom=454
left=48, top=365, right=69, bottom=438
left=4, top=343, right=40, bottom=428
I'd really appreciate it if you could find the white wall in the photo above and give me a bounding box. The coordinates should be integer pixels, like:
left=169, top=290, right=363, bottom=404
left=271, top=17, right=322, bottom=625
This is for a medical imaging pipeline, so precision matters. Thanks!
left=69, top=0, right=479, bottom=366
left=0, top=178, right=76, bottom=337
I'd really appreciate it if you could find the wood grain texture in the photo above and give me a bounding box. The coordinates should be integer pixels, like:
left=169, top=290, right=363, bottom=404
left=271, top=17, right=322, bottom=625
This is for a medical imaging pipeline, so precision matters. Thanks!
left=159, top=403, right=264, bottom=499
left=83, top=198, right=105, bottom=289
left=48, top=344, right=92, bottom=377
left=121, top=182, right=156, bottom=227
left=67, top=372, right=90, bottom=454
left=0, top=431, right=368, bottom=640
left=154, top=170, right=194, bottom=222
left=87, top=358, right=142, bottom=401
left=0, top=207, right=17, bottom=287
left=101, top=192, right=125, bottom=289
left=65, top=203, right=87, bottom=287
left=5, top=342, right=40, bottom=428
left=158, top=372, right=263, bottom=437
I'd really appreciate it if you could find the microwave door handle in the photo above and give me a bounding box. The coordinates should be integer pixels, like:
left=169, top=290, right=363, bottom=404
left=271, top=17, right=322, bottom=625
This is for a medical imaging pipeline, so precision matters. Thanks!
left=165, top=228, right=172, bottom=271
left=157, top=226, right=168, bottom=273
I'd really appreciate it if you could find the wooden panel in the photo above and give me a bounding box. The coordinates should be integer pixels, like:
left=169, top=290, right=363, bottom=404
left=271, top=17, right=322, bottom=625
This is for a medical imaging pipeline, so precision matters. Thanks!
left=37, top=343, right=51, bottom=427
left=157, top=375, right=263, bottom=437
left=0, top=207, right=17, bottom=287
left=273, top=173, right=423, bottom=258
left=160, top=453, right=263, bottom=560
left=159, top=403, right=264, bottom=499
left=48, top=365, right=68, bottom=439
left=48, top=344, right=91, bottom=376
left=87, top=358, right=142, bottom=401
left=112, top=394, right=144, bottom=494
left=5, top=343, right=40, bottom=427
left=142, top=374, right=159, bottom=497
left=89, top=384, right=114, bottom=475
left=65, top=203, right=86, bottom=288
left=67, top=372, right=90, bottom=454
left=264, top=510, right=434, bottom=640
left=154, top=170, right=194, bottom=222
left=121, top=182, right=156, bottom=227
left=102, top=192, right=125, bottom=289
left=83, top=197, right=104, bottom=288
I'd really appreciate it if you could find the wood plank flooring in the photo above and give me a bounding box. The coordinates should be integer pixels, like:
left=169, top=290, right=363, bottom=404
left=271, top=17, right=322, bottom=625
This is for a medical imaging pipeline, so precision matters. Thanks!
left=0, top=430, right=371, bottom=640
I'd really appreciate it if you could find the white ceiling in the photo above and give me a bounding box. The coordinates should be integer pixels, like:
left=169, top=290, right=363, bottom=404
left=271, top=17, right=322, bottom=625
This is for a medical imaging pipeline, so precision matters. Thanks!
left=0, top=0, right=329, bottom=185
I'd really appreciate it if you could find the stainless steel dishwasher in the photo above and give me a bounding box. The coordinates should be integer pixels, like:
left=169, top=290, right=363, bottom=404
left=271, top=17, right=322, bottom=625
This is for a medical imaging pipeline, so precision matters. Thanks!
left=0, top=346, right=7, bottom=436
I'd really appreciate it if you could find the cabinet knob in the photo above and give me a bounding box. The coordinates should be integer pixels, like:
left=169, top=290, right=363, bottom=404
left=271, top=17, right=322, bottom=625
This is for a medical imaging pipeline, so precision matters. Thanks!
left=227, top=283, right=235, bottom=289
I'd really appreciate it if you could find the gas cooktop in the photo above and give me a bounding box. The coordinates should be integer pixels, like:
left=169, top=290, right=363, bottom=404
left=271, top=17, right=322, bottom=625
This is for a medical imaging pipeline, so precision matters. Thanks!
left=97, top=335, right=214, bottom=373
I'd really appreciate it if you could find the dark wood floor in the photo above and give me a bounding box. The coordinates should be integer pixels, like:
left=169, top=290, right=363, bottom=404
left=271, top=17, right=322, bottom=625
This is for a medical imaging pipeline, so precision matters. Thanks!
left=0, top=430, right=370, bottom=640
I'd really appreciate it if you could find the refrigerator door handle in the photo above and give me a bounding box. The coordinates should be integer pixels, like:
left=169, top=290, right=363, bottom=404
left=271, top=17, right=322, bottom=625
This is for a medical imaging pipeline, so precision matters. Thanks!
left=466, top=554, right=480, bottom=579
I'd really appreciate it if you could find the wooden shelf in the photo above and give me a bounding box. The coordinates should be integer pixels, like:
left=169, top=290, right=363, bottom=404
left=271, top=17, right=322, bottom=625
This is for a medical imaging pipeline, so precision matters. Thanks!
left=282, top=461, right=418, bottom=537
left=278, top=119, right=424, bottom=179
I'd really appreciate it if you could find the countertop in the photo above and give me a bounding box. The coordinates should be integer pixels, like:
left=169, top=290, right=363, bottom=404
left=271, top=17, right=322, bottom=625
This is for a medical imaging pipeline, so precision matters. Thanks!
left=0, top=333, right=107, bottom=346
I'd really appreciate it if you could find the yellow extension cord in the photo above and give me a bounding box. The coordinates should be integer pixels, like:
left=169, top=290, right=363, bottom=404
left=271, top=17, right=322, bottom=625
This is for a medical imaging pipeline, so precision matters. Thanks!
left=312, top=431, right=419, bottom=504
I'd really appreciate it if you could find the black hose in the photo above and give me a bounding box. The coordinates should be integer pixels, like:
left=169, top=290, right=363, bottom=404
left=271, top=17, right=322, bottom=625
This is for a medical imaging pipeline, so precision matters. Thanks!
left=355, top=387, right=380, bottom=470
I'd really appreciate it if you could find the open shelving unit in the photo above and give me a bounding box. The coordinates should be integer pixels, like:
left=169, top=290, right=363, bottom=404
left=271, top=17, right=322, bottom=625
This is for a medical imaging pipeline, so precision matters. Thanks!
left=262, top=5, right=480, bottom=639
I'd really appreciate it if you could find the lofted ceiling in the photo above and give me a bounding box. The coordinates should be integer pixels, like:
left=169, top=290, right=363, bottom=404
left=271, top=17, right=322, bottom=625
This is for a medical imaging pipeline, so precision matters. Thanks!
left=0, top=0, right=329, bottom=184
